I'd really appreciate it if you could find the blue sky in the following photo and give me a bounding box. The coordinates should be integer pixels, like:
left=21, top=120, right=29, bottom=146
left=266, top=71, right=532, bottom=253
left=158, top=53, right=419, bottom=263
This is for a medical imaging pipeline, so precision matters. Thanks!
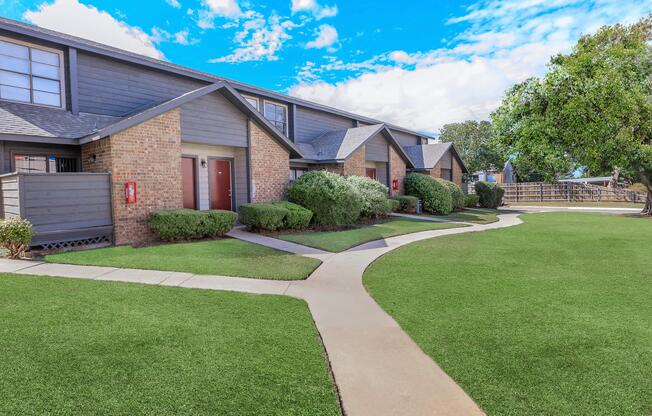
left=3, top=0, right=652, bottom=133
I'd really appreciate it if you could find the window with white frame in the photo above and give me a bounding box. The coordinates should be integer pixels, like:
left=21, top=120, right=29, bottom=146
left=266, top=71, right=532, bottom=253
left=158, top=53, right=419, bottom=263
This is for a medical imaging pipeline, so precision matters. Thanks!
left=242, top=95, right=259, bottom=111
left=263, top=100, right=288, bottom=135
left=0, top=39, right=64, bottom=108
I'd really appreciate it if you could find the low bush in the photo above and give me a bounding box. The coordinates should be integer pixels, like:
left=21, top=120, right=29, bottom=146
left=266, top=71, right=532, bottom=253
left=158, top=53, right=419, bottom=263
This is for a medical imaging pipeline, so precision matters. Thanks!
left=239, top=203, right=287, bottom=231
left=475, top=181, right=505, bottom=208
left=272, top=201, right=313, bottom=230
left=436, top=178, right=465, bottom=211
left=386, top=198, right=401, bottom=213
left=404, top=173, right=453, bottom=215
left=149, top=209, right=237, bottom=241
left=0, top=217, right=34, bottom=258
left=464, top=194, right=480, bottom=208
left=288, top=171, right=362, bottom=226
left=390, top=195, right=419, bottom=213
left=346, top=176, right=391, bottom=218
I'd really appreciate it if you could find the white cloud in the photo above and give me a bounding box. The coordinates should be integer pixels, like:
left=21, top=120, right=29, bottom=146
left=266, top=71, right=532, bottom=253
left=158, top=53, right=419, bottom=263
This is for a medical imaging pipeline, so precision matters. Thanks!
left=152, top=27, right=198, bottom=46
left=24, top=0, right=165, bottom=59
left=210, top=14, right=296, bottom=63
left=305, top=24, right=338, bottom=50
left=166, top=0, right=181, bottom=9
left=204, top=0, right=241, bottom=17
left=290, top=0, right=652, bottom=132
left=290, top=0, right=337, bottom=20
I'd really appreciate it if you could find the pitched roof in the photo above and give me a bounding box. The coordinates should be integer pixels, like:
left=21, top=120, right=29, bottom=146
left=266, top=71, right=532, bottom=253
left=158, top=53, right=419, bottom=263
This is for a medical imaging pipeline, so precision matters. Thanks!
left=0, top=16, right=435, bottom=141
left=404, top=143, right=468, bottom=173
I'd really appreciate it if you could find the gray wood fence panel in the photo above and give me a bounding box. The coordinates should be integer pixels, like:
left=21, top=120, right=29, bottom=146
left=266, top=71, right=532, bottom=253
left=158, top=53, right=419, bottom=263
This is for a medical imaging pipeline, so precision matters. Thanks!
left=77, top=52, right=205, bottom=116
left=295, top=106, right=354, bottom=143
left=180, top=93, right=247, bottom=147
left=497, top=182, right=647, bottom=203
left=365, top=135, right=389, bottom=162
left=0, top=175, right=20, bottom=217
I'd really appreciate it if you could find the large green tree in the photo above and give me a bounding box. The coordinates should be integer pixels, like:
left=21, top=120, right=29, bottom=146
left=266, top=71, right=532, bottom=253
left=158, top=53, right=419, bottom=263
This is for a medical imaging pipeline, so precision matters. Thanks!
left=492, top=17, right=652, bottom=214
left=439, top=120, right=504, bottom=174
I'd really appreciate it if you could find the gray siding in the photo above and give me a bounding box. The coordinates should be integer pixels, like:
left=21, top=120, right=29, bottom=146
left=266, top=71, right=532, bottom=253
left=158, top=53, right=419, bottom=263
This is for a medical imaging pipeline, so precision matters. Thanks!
left=377, top=162, right=388, bottom=187
left=180, top=92, right=247, bottom=147
left=392, top=130, right=420, bottom=147
left=295, top=106, right=354, bottom=143
left=0, top=175, right=20, bottom=217
left=234, top=147, right=248, bottom=208
left=77, top=52, right=205, bottom=116
left=1, top=141, right=80, bottom=174
left=365, top=134, right=389, bottom=162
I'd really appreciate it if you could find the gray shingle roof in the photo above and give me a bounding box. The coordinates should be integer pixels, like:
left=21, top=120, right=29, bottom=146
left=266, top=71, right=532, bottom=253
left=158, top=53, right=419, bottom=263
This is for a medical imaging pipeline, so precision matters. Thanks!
left=0, top=101, right=121, bottom=139
left=298, top=124, right=385, bottom=161
left=404, top=143, right=453, bottom=169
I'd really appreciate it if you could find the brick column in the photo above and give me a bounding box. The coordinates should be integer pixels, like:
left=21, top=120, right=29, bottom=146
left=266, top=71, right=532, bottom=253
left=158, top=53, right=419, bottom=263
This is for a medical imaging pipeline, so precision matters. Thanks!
left=249, top=120, right=290, bottom=202
left=82, top=109, right=183, bottom=245
left=389, top=146, right=406, bottom=196
left=342, top=146, right=366, bottom=176
left=452, top=158, right=464, bottom=187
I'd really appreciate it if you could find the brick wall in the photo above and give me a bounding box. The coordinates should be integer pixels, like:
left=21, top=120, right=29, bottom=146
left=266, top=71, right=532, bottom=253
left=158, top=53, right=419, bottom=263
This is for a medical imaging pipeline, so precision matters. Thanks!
left=249, top=120, right=290, bottom=202
left=452, top=158, right=464, bottom=187
left=309, top=164, right=344, bottom=175
left=430, top=161, right=442, bottom=180
left=342, top=146, right=366, bottom=176
left=82, top=109, right=183, bottom=245
left=389, top=146, right=406, bottom=196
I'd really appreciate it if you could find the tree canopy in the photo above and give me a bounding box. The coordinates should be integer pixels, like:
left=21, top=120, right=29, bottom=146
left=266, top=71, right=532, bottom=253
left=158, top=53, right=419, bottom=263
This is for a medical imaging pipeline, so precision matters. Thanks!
left=491, top=16, right=652, bottom=214
left=439, top=120, right=504, bottom=175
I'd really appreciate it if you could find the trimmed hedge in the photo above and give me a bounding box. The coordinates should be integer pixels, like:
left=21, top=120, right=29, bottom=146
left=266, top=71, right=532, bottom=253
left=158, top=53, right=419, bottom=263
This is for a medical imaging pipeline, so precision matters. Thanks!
left=272, top=201, right=313, bottom=230
left=435, top=178, right=465, bottom=211
left=149, top=209, right=237, bottom=241
left=239, top=202, right=314, bottom=231
left=475, top=181, right=505, bottom=208
left=386, top=198, right=400, bottom=213
left=0, top=216, right=34, bottom=258
left=464, top=194, right=480, bottom=208
left=404, top=173, right=453, bottom=215
left=390, top=195, right=419, bottom=213
left=288, top=171, right=362, bottom=226
left=346, top=176, right=391, bottom=218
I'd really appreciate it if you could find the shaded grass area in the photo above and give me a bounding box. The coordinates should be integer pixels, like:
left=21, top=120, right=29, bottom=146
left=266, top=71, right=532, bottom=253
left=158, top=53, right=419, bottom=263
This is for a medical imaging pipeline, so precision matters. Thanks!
left=427, top=208, right=499, bottom=224
left=509, top=201, right=644, bottom=208
left=277, top=218, right=465, bottom=252
left=45, top=238, right=320, bottom=280
left=0, top=274, right=340, bottom=416
left=364, top=213, right=652, bottom=416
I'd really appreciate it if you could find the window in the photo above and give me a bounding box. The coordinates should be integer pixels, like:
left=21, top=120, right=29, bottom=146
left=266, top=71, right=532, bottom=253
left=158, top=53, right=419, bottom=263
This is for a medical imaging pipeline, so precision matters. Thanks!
left=242, top=95, right=259, bottom=111
left=440, top=168, right=453, bottom=181
left=14, top=155, right=78, bottom=173
left=289, top=167, right=308, bottom=183
left=264, top=101, right=288, bottom=135
left=0, top=39, right=63, bottom=108
left=366, top=168, right=377, bottom=180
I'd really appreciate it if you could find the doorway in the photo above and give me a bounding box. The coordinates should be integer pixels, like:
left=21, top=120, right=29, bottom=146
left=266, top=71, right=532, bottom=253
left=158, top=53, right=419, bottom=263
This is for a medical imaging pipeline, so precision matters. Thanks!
left=181, top=156, right=197, bottom=209
left=209, top=158, right=233, bottom=210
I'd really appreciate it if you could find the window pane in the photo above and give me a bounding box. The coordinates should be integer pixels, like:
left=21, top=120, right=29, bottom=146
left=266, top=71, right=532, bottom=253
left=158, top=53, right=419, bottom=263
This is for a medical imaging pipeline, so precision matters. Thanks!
left=31, top=62, right=60, bottom=79
left=31, top=48, right=60, bottom=66
left=0, top=40, right=29, bottom=59
left=0, top=55, right=30, bottom=73
left=33, top=77, right=60, bottom=93
left=245, top=97, right=258, bottom=110
left=0, top=85, right=30, bottom=102
left=33, top=90, right=60, bottom=107
left=15, top=155, right=47, bottom=173
left=0, top=70, right=29, bottom=88
left=264, top=102, right=275, bottom=117
left=55, top=157, right=78, bottom=173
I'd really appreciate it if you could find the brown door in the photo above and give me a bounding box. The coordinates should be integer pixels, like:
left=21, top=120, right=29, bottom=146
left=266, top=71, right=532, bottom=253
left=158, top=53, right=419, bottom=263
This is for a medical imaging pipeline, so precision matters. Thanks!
left=366, top=168, right=377, bottom=180
left=209, top=159, right=232, bottom=210
left=181, top=157, right=197, bottom=209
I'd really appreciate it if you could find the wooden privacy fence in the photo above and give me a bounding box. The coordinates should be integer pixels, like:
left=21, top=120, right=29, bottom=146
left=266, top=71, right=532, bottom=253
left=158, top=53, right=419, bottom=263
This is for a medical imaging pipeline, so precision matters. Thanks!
left=0, top=172, right=113, bottom=248
left=493, top=182, right=646, bottom=204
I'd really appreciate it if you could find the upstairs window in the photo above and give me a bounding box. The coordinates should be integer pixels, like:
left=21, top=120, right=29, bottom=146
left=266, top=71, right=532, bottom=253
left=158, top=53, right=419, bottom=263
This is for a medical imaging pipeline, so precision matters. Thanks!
left=242, top=95, right=259, bottom=111
left=263, top=100, right=288, bottom=136
left=0, top=39, right=63, bottom=108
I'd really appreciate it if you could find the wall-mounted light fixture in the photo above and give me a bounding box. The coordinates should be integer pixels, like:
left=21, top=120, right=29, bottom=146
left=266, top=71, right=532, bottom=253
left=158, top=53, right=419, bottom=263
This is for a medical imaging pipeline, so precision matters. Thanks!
left=201, top=158, right=207, bottom=168
left=88, top=154, right=97, bottom=164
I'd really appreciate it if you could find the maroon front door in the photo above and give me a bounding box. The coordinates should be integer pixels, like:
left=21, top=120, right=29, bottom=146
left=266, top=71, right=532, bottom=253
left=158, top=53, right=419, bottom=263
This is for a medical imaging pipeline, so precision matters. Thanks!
left=209, top=159, right=232, bottom=210
left=366, top=168, right=377, bottom=180
left=181, top=157, right=196, bottom=209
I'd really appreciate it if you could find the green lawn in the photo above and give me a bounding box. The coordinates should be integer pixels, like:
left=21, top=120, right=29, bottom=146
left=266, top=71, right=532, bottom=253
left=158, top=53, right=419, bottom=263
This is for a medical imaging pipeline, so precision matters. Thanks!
left=427, top=208, right=499, bottom=224
left=277, top=218, right=465, bottom=252
left=0, top=274, right=339, bottom=415
left=45, top=238, right=320, bottom=280
left=508, top=201, right=644, bottom=208
left=364, top=212, right=652, bottom=416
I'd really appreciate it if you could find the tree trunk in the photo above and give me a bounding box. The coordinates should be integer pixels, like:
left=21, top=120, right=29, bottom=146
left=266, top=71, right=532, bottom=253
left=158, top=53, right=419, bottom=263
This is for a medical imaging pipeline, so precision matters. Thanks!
left=639, top=171, right=652, bottom=216
left=608, top=167, right=621, bottom=188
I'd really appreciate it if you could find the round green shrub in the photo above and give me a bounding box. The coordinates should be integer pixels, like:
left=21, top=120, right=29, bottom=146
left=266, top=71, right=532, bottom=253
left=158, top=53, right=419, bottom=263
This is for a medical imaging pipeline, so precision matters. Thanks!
left=271, top=201, right=313, bottom=229
left=239, top=203, right=287, bottom=231
left=390, top=195, right=419, bottom=213
left=464, top=194, right=480, bottom=208
left=404, top=173, right=453, bottom=214
left=0, top=216, right=34, bottom=259
left=475, top=181, right=505, bottom=208
left=435, top=178, right=464, bottom=211
left=386, top=198, right=400, bottom=213
left=288, top=171, right=362, bottom=226
left=346, top=175, right=390, bottom=218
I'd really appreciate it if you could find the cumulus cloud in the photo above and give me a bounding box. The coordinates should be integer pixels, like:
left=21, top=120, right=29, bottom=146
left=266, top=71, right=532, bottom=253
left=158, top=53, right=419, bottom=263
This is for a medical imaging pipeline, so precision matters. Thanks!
left=165, top=0, right=181, bottom=9
left=305, top=24, right=338, bottom=50
left=290, top=0, right=652, bottom=132
left=24, top=0, right=165, bottom=59
left=290, top=0, right=337, bottom=20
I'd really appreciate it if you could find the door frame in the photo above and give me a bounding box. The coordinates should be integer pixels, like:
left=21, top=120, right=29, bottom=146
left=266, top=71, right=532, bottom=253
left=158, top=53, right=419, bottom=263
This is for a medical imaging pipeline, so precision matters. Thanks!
left=181, top=154, right=200, bottom=210
left=207, top=156, right=236, bottom=211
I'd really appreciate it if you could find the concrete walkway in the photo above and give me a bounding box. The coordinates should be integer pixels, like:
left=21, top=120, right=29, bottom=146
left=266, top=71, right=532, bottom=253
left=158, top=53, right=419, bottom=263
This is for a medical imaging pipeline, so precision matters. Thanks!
left=227, top=226, right=334, bottom=260
left=1, top=212, right=524, bottom=416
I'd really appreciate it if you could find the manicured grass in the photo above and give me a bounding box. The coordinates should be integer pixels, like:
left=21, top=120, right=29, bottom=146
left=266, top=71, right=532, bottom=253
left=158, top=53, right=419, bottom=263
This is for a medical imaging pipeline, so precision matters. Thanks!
left=509, top=201, right=644, bottom=208
left=0, top=274, right=339, bottom=415
left=277, top=218, right=465, bottom=252
left=427, top=208, right=499, bottom=224
left=364, top=212, right=652, bottom=416
left=45, top=238, right=320, bottom=280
